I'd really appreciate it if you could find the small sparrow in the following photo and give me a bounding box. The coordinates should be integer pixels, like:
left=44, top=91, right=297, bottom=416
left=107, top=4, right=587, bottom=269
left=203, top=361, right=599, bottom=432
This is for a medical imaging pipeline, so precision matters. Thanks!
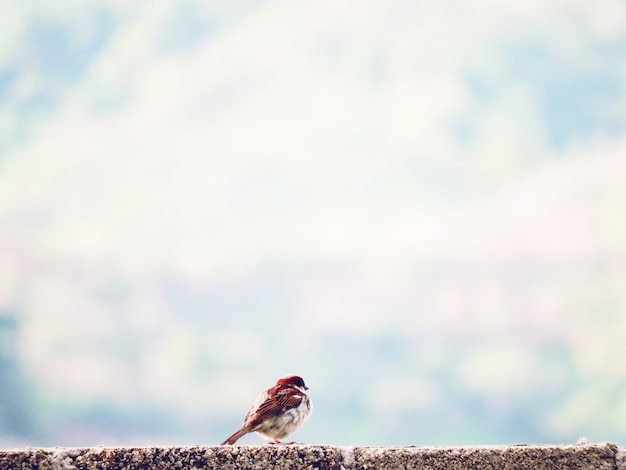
left=221, top=375, right=312, bottom=445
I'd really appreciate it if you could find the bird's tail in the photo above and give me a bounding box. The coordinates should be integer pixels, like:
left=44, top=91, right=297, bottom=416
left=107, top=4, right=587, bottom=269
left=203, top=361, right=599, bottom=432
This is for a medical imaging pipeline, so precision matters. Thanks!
left=221, top=426, right=250, bottom=445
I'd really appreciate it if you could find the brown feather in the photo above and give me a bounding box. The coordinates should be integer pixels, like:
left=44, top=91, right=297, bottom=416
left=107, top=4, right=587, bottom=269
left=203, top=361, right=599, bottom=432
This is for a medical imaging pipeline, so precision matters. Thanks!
left=248, top=385, right=303, bottom=428
left=220, top=425, right=251, bottom=445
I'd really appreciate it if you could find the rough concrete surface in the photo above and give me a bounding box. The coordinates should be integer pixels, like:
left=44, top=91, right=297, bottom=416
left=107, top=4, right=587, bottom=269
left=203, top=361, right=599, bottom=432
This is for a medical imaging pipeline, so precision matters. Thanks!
left=0, top=442, right=621, bottom=470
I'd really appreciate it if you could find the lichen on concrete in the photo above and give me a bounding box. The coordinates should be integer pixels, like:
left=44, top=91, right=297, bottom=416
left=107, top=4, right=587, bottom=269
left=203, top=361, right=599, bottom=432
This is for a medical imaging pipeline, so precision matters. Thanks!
left=0, top=442, right=619, bottom=470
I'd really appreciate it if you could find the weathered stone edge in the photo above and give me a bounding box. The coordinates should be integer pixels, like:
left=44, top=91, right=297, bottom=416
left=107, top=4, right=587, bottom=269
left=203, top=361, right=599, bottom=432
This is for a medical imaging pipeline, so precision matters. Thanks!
left=0, top=443, right=622, bottom=470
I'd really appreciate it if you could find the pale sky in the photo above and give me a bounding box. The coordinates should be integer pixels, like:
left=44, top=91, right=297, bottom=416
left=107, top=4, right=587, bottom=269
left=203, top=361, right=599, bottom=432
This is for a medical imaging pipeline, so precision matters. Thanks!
left=1, top=0, right=626, bottom=446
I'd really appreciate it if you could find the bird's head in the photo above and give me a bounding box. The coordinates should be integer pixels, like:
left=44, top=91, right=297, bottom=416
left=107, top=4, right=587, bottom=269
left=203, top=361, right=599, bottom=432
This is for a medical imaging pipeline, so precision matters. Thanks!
left=277, top=375, right=308, bottom=391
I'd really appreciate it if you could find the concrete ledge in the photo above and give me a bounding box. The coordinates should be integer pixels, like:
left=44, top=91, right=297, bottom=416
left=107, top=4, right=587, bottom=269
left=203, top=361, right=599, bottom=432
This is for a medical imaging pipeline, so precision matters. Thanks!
left=0, top=442, right=621, bottom=470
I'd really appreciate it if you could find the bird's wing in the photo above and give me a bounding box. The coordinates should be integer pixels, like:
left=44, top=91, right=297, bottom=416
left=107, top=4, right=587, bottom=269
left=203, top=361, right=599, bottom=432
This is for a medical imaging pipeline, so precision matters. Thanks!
left=248, top=386, right=303, bottom=427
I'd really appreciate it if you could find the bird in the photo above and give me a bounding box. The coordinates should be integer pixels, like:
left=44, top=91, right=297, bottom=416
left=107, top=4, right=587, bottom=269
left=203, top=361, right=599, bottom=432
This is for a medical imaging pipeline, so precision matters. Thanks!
left=221, top=375, right=312, bottom=445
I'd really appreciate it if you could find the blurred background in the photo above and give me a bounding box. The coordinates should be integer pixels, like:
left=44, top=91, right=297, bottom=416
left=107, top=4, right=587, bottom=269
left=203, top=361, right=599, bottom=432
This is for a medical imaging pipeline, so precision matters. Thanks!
left=1, top=0, right=626, bottom=448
